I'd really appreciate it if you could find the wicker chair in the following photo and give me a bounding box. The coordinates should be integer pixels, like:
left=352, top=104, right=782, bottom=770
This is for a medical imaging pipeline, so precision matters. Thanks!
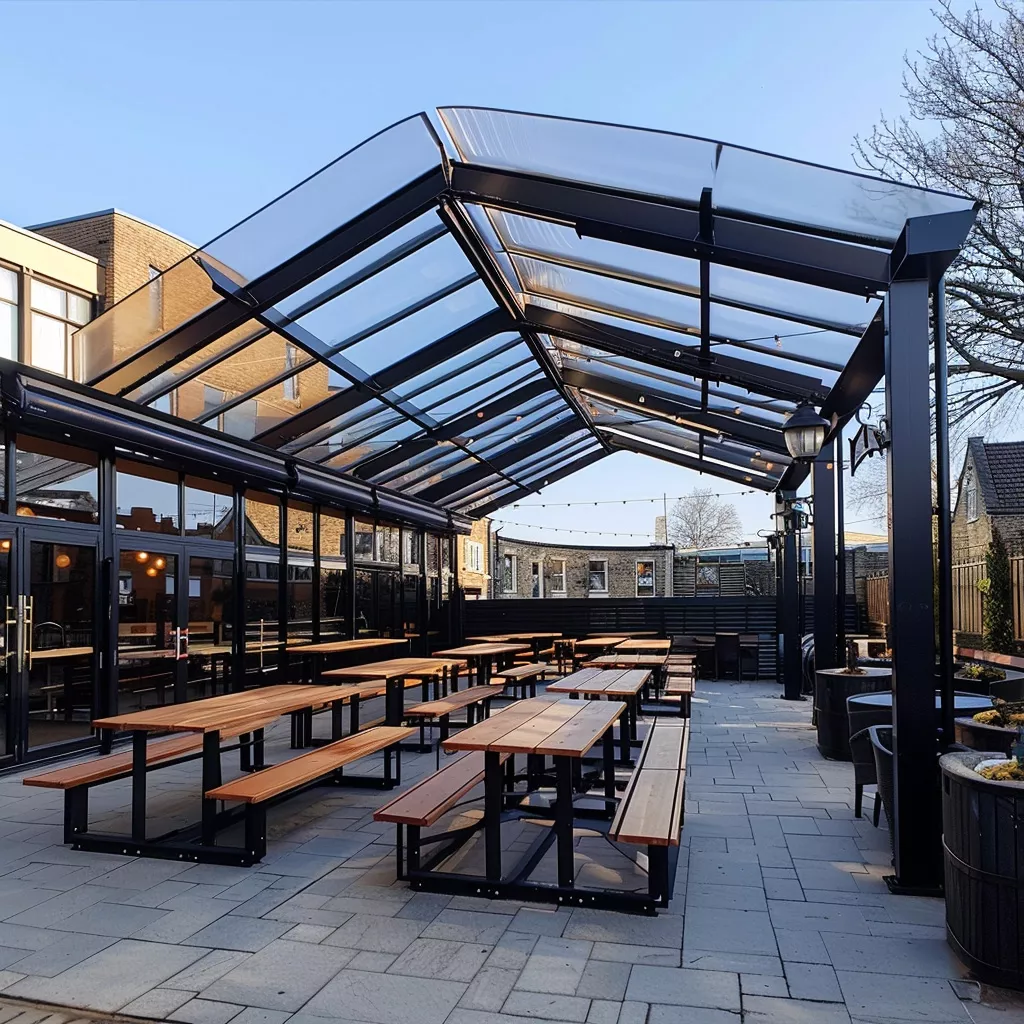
left=869, top=725, right=895, bottom=859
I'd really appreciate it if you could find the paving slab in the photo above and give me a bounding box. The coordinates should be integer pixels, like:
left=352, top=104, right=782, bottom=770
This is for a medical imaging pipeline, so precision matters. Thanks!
left=301, top=968, right=465, bottom=1024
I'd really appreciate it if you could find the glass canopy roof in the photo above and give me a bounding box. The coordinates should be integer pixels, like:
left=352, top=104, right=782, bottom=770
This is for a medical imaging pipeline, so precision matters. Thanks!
left=74, top=108, right=977, bottom=518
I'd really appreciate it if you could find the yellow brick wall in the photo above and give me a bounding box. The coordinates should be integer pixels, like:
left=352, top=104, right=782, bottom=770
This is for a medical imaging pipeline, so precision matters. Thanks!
left=458, top=517, right=491, bottom=595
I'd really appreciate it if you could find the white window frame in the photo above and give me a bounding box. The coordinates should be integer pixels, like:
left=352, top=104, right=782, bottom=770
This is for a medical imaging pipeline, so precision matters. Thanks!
left=588, top=558, right=608, bottom=594
left=550, top=558, right=567, bottom=595
left=531, top=559, right=543, bottom=599
left=636, top=559, right=656, bottom=598
left=464, top=538, right=484, bottom=573
left=966, top=484, right=978, bottom=523
left=502, top=553, right=517, bottom=594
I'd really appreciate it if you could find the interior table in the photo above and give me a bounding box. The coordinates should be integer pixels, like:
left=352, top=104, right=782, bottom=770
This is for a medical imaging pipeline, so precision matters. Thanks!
left=440, top=695, right=627, bottom=905
left=586, top=631, right=658, bottom=639
left=90, top=684, right=359, bottom=862
left=433, top=643, right=529, bottom=687
left=323, top=657, right=467, bottom=725
left=546, top=668, right=650, bottom=762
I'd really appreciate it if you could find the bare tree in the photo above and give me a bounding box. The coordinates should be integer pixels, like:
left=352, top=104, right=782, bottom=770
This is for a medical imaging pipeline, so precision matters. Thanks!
left=855, top=0, right=1024, bottom=430
left=668, top=487, right=743, bottom=550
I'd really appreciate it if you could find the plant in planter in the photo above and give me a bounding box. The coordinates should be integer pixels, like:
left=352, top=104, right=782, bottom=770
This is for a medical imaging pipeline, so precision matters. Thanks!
left=839, top=640, right=864, bottom=675
left=972, top=697, right=1024, bottom=728
left=958, top=664, right=1007, bottom=685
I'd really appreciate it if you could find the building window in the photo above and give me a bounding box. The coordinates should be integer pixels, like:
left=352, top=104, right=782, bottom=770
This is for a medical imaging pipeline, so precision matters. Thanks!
left=531, top=561, right=542, bottom=598
left=29, top=277, right=91, bottom=379
left=0, top=266, right=17, bottom=361
left=464, top=539, right=483, bottom=573
left=966, top=483, right=978, bottom=523
left=551, top=558, right=566, bottom=594
left=402, top=530, right=421, bottom=568
left=502, top=553, right=517, bottom=594
left=636, top=559, right=656, bottom=597
left=588, top=559, right=608, bottom=593
left=283, top=343, right=298, bottom=401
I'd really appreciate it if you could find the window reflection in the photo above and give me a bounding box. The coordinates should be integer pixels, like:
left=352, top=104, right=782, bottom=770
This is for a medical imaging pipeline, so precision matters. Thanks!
left=286, top=503, right=314, bottom=642
left=185, top=477, right=234, bottom=539
left=319, top=508, right=348, bottom=640
left=116, top=460, right=180, bottom=534
left=16, top=437, right=98, bottom=523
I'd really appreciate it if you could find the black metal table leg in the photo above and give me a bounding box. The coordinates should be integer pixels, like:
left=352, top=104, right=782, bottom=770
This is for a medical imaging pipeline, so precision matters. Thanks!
left=200, top=729, right=222, bottom=846
left=131, top=729, right=147, bottom=843
left=619, top=703, right=631, bottom=764
left=331, top=699, right=344, bottom=740
left=554, top=756, right=575, bottom=889
left=484, top=750, right=503, bottom=882
left=603, top=726, right=616, bottom=806
left=351, top=695, right=361, bottom=734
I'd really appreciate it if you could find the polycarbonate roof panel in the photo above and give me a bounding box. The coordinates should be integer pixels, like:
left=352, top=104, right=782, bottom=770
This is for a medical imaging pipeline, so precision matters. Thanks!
left=79, top=106, right=975, bottom=511
left=439, top=107, right=976, bottom=246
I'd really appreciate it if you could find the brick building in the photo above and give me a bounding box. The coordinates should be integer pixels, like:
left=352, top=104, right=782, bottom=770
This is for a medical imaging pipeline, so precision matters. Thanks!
left=492, top=535, right=674, bottom=599
left=459, top=517, right=492, bottom=598
left=952, top=437, right=1024, bottom=560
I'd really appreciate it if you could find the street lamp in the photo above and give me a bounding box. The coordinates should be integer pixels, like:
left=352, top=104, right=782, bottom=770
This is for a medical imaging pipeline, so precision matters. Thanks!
left=782, top=402, right=829, bottom=461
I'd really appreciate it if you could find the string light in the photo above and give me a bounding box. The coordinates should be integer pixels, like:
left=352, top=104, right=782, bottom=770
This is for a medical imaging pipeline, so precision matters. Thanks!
left=509, top=488, right=759, bottom=509
left=497, top=519, right=656, bottom=538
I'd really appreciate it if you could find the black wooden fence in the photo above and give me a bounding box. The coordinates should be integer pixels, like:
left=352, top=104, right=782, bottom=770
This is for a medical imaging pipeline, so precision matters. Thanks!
left=463, top=595, right=860, bottom=678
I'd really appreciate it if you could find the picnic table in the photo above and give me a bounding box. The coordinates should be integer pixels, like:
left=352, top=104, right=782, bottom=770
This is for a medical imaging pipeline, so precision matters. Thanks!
left=586, top=631, right=659, bottom=638
left=615, top=638, right=671, bottom=653
left=442, top=695, right=626, bottom=895
left=433, top=643, right=529, bottom=687
left=323, top=656, right=468, bottom=725
left=88, top=684, right=361, bottom=859
left=591, top=651, right=669, bottom=694
left=466, top=632, right=561, bottom=659
left=290, top=636, right=410, bottom=683
left=546, top=667, right=650, bottom=761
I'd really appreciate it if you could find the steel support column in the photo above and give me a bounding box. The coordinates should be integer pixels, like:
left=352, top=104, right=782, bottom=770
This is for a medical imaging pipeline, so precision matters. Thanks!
left=812, top=444, right=838, bottom=670
left=885, top=278, right=941, bottom=892
left=777, top=490, right=802, bottom=700
left=933, top=278, right=954, bottom=750
left=836, top=426, right=847, bottom=652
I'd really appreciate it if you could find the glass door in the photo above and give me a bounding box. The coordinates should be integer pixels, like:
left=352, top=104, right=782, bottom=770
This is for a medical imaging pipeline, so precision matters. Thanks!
left=185, top=549, right=234, bottom=698
left=116, top=544, right=184, bottom=713
left=0, top=534, right=12, bottom=762
left=22, top=532, right=98, bottom=754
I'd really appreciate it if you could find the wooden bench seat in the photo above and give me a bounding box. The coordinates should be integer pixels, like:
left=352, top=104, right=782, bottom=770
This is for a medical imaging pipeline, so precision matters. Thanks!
left=206, top=724, right=413, bottom=863
left=405, top=686, right=498, bottom=764
left=609, top=720, right=688, bottom=906
left=664, top=675, right=695, bottom=717
left=493, top=662, right=546, bottom=699
left=374, top=750, right=510, bottom=876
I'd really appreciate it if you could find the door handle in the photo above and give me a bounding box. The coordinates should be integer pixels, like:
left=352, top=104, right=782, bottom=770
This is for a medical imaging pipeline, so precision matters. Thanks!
left=24, top=596, right=33, bottom=670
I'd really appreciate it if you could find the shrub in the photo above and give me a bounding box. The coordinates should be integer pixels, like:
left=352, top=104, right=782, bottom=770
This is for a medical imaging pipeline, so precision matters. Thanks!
left=984, top=528, right=1015, bottom=655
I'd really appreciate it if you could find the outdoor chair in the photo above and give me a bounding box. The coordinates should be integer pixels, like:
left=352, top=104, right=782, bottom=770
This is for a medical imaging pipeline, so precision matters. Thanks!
left=739, top=634, right=759, bottom=679
left=869, top=725, right=895, bottom=859
left=849, top=726, right=882, bottom=825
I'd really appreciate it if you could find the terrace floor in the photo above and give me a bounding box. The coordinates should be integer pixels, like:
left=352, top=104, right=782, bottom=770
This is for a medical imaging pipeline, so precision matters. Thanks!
left=0, top=683, right=1018, bottom=1024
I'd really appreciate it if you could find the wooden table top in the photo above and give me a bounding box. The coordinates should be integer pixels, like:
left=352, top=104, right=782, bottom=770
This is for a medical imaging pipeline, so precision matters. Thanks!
left=32, top=646, right=93, bottom=661
left=434, top=643, right=529, bottom=658
left=94, top=684, right=354, bottom=734
left=591, top=653, right=668, bottom=668
left=615, top=639, right=671, bottom=652
left=546, top=668, right=651, bottom=697
left=295, top=638, right=408, bottom=656
left=467, top=633, right=562, bottom=643
left=573, top=637, right=625, bottom=651
left=444, top=696, right=625, bottom=757
left=322, top=656, right=467, bottom=682
left=586, top=631, right=658, bottom=638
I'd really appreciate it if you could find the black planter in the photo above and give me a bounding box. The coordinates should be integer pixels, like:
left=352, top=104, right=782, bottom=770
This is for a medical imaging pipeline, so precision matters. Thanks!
left=953, top=717, right=1017, bottom=757
left=814, top=667, right=893, bottom=761
left=941, top=751, right=1024, bottom=991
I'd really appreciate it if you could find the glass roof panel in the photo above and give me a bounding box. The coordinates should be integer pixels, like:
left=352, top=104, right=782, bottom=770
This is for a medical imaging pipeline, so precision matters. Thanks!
left=383, top=447, right=470, bottom=492
left=528, top=295, right=697, bottom=346
left=79, top=115, right=443, bottom=386
left=512, top=255, right=702, bottom=336
left=217, top=361, right=337, bottom=441
left=439, top=107, right=974, bottom=245
left=474, top=408, right=578, bottom=459
left=709, top=303, right=854, bottom=367
left=421, top=367, right=547, bottom=423
left=399, top=336, right=531, bottom=405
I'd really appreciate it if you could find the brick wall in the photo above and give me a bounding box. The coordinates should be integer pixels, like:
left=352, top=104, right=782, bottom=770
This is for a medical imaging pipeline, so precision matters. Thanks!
left=458, top=518, right=491, bottom=596
left=492, top=536, right=674, bottom=599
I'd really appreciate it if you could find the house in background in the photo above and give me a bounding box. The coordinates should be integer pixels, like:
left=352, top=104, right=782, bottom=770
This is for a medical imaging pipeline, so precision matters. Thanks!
left=952, top=437, right=1024, bottom=562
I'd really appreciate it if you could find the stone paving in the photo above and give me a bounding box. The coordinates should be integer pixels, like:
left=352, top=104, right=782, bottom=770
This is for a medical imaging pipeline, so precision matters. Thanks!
left=0, top=682, right=1017, bottom=1024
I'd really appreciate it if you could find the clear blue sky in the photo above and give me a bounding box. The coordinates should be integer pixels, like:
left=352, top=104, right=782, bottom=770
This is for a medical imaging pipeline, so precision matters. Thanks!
left=0, top=0, right=953, bottom=543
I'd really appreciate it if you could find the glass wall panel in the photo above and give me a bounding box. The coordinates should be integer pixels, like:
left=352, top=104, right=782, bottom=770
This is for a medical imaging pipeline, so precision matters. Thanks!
left=286, top=503, right=314, bottom=642
left=403, top=572, right=420, bottom=639
left=116, top=460, right=180, bottom=534
left=353, top=519, right=374, bottom=560
left=16, top=437, right=98, bottom=524
left=376, top=524, right=400, bottom=564
left=244, top=493, right=281, bottom=653
left=27, top=540, right=95, bottom=749
left=117, top=548, right=178, bottom=713
left=319, top=508, right=348, bottom=641
left=401, top=529, right=421, bottom=570
left=354, top=569, right=374, bottom=636
left=186, top=554, right=234, bottom=697
left=184, top=476, right=234, bottom=539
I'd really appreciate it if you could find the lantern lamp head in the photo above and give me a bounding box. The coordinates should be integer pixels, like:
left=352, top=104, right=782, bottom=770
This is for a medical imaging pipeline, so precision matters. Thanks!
left=782, top=402, right=829, bottom=461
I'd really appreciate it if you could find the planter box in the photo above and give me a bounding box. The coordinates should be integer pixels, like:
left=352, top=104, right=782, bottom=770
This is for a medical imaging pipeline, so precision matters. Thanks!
left=941, top=751, right=1024, bottom=991
left=953, top=716, right=1017, bottom=757
left=814, top=667, right=892, bottom=761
